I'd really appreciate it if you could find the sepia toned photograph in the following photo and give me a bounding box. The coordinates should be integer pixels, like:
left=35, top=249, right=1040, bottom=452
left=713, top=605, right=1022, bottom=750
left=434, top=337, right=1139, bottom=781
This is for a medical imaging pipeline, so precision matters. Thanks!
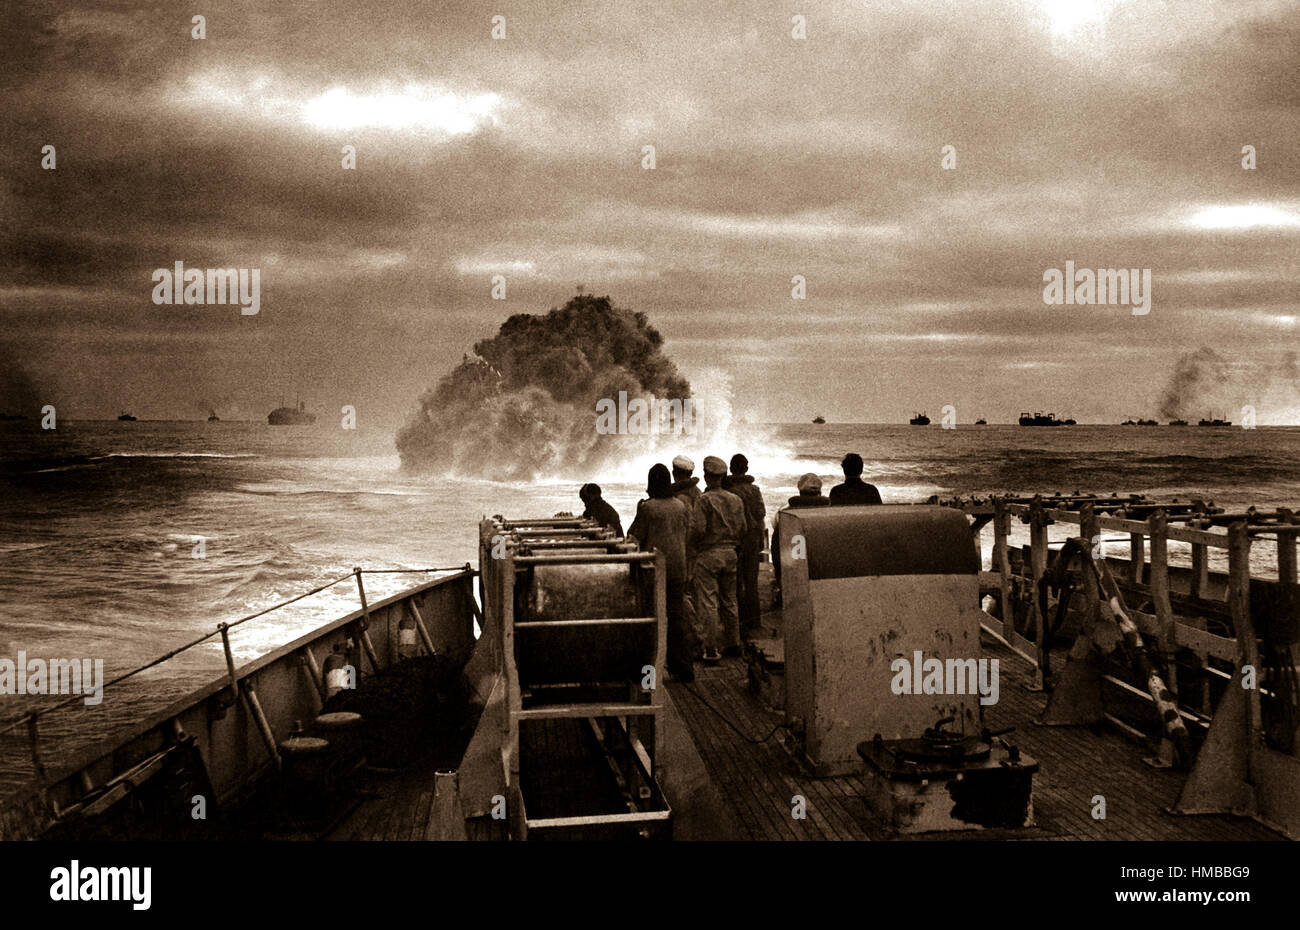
left=2, top=0, right=1297, bottom=911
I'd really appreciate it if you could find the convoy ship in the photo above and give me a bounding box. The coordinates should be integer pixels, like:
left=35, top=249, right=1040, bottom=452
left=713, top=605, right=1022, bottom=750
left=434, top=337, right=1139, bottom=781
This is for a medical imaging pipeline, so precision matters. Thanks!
left=1199, top=416, right=1233, bottom=427
left=811, top=416, right=826, bottom=424
left=909, top=412, right=930, bottom=425
left=116, top=412, right=137, bottom=421
left=3, top=496, right=1296, bottom=842
left=207, top=410, right=220, bottom=422
left=268, top=399, right=317, bottom=426
left=1018, top=412, right=1072, bottom=426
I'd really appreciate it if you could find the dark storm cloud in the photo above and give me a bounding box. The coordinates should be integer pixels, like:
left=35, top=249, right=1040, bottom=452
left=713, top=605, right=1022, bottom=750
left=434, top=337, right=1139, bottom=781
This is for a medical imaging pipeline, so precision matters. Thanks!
left=2, top=0, right=1298, bottom=424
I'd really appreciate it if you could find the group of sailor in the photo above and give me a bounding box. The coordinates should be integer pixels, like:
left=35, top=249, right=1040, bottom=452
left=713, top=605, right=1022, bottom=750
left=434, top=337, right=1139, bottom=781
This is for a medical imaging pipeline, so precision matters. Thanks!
left=576, top=453, right=882, bottom=683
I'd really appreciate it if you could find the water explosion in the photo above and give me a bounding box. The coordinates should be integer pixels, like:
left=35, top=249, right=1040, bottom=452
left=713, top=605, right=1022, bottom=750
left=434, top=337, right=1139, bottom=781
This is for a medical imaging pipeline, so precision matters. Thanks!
left=396, top=295, right=692, bottom=480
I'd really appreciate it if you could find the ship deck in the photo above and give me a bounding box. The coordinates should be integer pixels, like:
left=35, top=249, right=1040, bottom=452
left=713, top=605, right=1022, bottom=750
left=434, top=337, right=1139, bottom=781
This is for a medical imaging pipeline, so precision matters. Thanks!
left=318, top=580, right=1283, bottom=841
left=666, top=636, right=1281, bottom=841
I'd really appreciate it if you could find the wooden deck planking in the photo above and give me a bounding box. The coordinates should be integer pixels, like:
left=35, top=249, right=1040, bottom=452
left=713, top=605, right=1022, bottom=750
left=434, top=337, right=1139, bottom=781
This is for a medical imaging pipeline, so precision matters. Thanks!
left=665, top=628, right=1283, bottom=842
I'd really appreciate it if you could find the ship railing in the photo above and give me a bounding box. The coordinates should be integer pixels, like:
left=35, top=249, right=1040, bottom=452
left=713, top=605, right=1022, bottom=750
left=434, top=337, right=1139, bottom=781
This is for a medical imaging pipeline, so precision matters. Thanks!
left=950, top=495, right=1298, bottom=729
left=945, top=494, right=1300, bottom=836
left=0, top=564, right=476, bottom=794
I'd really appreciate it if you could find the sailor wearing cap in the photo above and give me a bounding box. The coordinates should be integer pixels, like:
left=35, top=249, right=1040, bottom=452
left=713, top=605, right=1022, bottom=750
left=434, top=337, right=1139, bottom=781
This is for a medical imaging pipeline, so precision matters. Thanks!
left=689, top=456, right=750, bottom=663
left=787, top=473, right=830, bottom=508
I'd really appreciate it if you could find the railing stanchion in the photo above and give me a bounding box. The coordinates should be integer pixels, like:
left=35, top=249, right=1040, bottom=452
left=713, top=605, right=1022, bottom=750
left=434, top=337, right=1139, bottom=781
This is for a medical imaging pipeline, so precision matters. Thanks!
left=354, top=568, right=382, bottom=674
left=1228, top=522, right=1259, bottom=781
left=219, top=622, right=240, bottom=703
left=240, top=681, right=281, bottom=771
left=407, top=600, right=437, bottom=656
left=994, top=498, right=1015, bottom=639
left=301, top=647, right=327, bottom=704
left=1028, top=496, right=1048, bottom=690
left=1149, top=511, right=1176, bottom=700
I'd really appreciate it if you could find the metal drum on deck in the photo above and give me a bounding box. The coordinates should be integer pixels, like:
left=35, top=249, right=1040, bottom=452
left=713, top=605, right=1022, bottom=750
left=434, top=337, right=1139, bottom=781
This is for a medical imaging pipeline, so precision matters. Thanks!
left=514, top=563, right=654, bottom=686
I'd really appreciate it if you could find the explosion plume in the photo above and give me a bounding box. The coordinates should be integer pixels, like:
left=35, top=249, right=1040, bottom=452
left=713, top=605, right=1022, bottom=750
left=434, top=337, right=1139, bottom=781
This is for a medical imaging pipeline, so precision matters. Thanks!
left=396, top=295, right=691, bottom=480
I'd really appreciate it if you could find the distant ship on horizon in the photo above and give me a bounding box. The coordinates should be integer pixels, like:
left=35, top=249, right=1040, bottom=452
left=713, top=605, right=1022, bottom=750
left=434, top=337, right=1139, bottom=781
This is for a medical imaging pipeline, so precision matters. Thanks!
left=268, top=398, right=316, bottom=426
left=1199, top=415, right=1232, bottom=427
left=909, top=412, right=930, bottom=425
left=117, top=412, right=137, bottom=421
left=811, top=415, right=825, bottom=424
left=207, top=409, right=220, bottom=422
left=1018, top=411, right=1071, bottom=427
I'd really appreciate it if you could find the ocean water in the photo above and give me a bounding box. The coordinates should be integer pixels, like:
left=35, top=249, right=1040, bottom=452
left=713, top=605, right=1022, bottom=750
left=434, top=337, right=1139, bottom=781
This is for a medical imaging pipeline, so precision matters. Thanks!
left=1, top=418, right=1298, bottom=794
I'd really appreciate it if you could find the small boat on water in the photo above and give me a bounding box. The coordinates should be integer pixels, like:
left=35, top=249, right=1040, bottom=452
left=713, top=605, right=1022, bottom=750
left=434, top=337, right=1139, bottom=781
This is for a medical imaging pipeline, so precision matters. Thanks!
left=909, top=412, right=930, bottom=425
left=811, top=415, right=826, bottom=424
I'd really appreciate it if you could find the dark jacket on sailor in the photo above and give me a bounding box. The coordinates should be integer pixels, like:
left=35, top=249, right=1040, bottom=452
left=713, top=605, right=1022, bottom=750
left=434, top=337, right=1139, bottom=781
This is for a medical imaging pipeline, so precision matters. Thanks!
left=628, top=497, right=688, bottom=581
left=690, top=486, right=748, bottom=553
left=722, top=474, right=765, bottom=544
left=670, top=476, right=702, bottom=513
left=829, top=476, right=883, bottom=506
left=583, top=497, right=623, bottom=537
left=786, top=492, right=830, bottom=508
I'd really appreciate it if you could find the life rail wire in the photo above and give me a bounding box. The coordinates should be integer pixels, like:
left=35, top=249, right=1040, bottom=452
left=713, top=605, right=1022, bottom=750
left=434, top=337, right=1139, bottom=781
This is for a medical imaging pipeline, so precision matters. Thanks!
left=0, top=565, right=473, bottom=738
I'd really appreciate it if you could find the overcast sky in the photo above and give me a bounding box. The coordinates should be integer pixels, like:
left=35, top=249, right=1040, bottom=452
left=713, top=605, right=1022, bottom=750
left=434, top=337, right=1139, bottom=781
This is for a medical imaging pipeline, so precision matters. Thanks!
left=3, top=0, right=1298, bottom=425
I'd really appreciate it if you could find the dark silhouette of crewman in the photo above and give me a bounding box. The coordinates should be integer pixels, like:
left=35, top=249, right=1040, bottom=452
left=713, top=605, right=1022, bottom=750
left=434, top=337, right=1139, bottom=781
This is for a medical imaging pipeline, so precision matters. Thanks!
left=722, top=453, right=765, bottom=634
left=629, top=464, right=694, bottom=681
left=579, top=483, right=623, bottom=536
left=828, top=453, right=883, bottom=506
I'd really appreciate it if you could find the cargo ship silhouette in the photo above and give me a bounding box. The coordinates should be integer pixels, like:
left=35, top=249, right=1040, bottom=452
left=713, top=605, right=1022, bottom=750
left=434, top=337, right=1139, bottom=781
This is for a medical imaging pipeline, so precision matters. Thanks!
left=1018, top=412, right=1073, bottom=426
left=268, top=398, right=316, bottom=426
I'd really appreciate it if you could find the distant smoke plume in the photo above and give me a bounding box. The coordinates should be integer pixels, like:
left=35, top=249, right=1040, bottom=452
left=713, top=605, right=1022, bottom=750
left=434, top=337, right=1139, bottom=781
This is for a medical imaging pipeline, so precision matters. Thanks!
left=396, top=295, right=691, bottom=479
left=1158, top=347, right=1230, bottom=420
left=1158, top=346, right=1300, bottom=423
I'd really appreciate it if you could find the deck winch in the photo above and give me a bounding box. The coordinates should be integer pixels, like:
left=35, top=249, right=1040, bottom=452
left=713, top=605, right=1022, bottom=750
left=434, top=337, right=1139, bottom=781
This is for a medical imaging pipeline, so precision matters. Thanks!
left=776, top=504, right=1037, bottom=832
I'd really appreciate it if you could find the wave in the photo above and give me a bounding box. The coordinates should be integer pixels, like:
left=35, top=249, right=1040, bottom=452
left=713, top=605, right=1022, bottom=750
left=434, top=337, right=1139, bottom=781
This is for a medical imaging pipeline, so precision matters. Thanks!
left=94, top=452, right=260, bottom=460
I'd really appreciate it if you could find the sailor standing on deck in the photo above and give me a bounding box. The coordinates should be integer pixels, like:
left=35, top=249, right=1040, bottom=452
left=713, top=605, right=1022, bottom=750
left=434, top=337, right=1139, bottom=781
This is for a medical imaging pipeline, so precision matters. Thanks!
left=579, top=483, right=623, bottom=537
left=829, top=453, right=883, bottom=506
left=786, top=473, right=830, bottom=508
left=670, top=455, right=703, bottom=655
left=691, top=456, right=749, bottom=664
left=628, top=464, right=694, bottom=682
left=722, top=453, right=765, bottom=635
left=772, top=473, right=829, bottom=605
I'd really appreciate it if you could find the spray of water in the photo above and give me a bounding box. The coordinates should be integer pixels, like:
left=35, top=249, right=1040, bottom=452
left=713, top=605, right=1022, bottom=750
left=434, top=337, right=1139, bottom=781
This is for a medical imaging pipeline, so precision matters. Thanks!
left=396, top=295, right=694, bottom=480
left=395, top=295, right=828, bottom=489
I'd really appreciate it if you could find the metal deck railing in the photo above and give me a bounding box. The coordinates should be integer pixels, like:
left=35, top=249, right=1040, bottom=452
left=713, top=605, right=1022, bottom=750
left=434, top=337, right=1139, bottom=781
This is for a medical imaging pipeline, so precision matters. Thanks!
left=0, top=565, right=473, bottom=778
